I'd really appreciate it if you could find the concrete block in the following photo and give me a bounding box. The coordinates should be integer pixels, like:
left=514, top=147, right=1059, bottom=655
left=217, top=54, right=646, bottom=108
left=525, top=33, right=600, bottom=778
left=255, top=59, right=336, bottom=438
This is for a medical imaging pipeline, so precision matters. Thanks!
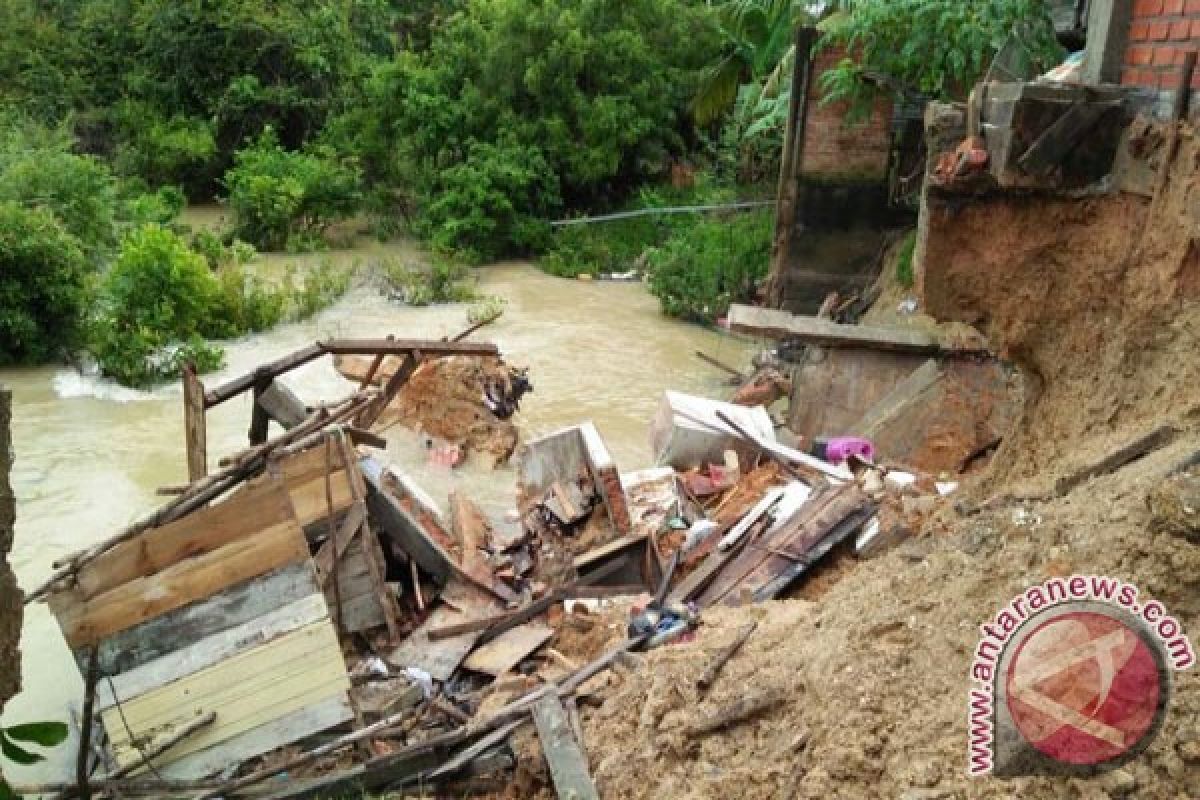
left=648, top=391, right=775, bottom=472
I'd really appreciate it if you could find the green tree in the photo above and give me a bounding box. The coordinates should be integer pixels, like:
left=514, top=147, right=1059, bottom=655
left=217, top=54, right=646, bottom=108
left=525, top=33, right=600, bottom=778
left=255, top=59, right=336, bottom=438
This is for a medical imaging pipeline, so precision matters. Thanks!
left=223, top=128, right=362, bottom=251
left=88, top=224, right=226, bottom=386
left=355, top=0, right=721, bottom=259
left=0, top=203, right=92, bottom=365
left=818, top=0, right=1062, bottom=110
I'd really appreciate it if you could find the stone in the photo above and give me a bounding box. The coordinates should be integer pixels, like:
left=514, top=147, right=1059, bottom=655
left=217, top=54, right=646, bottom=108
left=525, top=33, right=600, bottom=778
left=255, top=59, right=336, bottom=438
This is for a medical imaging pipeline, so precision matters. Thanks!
left=1147, top=471, right=1200, bottom=542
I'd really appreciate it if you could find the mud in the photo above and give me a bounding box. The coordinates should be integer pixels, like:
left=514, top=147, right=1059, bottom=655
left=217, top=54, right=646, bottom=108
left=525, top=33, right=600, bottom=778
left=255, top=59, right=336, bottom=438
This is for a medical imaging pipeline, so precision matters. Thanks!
left=919, top=129, right=1200, bottom=496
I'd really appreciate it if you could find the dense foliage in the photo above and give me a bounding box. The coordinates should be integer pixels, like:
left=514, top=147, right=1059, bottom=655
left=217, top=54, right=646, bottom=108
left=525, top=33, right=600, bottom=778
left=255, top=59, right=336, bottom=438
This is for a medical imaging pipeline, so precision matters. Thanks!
left=343, top=0, right=721, bottom=260
left=0, top=203, right=92, bottom=365
left=540, top=176, right=773, bottom=322
left=819, top=0, right=1062, bottom=110
left=224, top=129, right=362, bottom=251
left=89, top=225, right=228, bottom=386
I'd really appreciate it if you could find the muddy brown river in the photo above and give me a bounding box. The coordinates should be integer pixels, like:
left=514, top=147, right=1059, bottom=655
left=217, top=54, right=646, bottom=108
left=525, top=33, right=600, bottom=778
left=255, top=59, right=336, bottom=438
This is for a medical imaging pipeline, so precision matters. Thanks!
left=0, top=221, right=756, bottom=782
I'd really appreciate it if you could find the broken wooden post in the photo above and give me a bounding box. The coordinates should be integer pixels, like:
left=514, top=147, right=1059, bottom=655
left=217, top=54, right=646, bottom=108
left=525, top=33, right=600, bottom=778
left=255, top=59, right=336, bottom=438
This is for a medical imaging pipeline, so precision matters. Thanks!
left=697, top=622, right=757, bottom=692
left=532, top=692, right=599, bottom=800
left=182, top=364, right=207, bottom=482
left=686, top=688, right=784, bottom=738
left=76, top=647, right=98, bottom=800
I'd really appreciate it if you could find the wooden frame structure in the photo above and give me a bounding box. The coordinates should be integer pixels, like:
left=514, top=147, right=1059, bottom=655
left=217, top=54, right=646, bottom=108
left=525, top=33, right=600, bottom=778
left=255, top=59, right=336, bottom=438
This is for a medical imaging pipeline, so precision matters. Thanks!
left=181, top=337, right=500, bottom=481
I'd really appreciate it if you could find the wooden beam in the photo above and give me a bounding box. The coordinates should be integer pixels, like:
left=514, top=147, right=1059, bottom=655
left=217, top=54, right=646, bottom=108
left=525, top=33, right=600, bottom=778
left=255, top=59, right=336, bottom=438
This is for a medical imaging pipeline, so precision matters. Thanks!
left=318, top=339, right=498, bottom=357
left=204, top=344, right=325, bottom=409
left=531, top=693, right=599, bottom=800
left=728, top=305, right=977, bottom=355
left=182, top=364, right=207, bottom=482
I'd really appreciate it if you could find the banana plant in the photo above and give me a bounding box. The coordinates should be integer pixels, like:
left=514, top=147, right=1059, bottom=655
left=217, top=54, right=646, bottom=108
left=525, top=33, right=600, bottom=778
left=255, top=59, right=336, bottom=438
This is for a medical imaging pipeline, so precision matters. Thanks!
left=0, top=721, right=69, bottom=799
left=692, top=0, right=810, bottom=126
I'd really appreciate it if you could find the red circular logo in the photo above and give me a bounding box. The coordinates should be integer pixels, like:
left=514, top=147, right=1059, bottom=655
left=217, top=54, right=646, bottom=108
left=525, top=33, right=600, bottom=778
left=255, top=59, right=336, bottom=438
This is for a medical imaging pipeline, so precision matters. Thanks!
left=1005, top=611, right=1164, bottom=766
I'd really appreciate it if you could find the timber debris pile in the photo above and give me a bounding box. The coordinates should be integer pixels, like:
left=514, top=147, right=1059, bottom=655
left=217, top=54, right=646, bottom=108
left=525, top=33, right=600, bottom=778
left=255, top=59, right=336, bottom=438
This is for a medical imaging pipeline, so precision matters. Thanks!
left=22, top=294, right=1025, bottom=800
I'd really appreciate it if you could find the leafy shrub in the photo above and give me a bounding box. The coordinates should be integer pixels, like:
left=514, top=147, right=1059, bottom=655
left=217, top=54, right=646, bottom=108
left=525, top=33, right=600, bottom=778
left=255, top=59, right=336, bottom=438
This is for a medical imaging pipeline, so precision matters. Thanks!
left=0, top=203, right=92, bottom=365
left=89, top=224, right=226, bottom=386
left=466, top=295, right=506, bottom=325
left=539, top=176, right=744, bottom=277
left=113, top=105, right=217, bottom=193
left=119, top=185, right=187, bottom=230
left=379, top=256, right=478, bottom=306
left=647, top=209, right=771, bottom=323
left=224, top=129, right=362, bottom=251
left=280, top=259, right=354, bottom=322
left=357, top=0, right=721, bottom=259
left=819, top=0, right=1063, bottom=112
left=0, top=116, right=118, bottom=259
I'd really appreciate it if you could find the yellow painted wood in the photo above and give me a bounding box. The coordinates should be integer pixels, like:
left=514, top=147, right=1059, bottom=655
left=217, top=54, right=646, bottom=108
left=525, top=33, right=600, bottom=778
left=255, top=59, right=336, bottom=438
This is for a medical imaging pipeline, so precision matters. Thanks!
left=73, top=481, right=297, bottom=601
left=101, top=620, right=349, bottom=769
left=52, top=519, right=310, bottom=648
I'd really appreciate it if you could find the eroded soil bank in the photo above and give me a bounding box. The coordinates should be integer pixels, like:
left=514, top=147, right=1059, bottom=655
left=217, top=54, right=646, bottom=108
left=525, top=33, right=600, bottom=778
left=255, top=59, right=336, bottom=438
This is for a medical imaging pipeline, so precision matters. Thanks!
left=519, top=134, right=1200, bottom=799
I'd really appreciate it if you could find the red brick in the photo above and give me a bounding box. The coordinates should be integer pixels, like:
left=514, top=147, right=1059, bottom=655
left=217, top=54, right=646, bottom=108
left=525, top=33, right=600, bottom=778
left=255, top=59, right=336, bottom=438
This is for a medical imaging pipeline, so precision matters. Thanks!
left=1149, top=20, right=1172, bottom=39
left=1187, top=0, right=1200, bottom=12
left=1192, top=19, right=1200, bottom=37
left=1135, top=0, right=1164, bottom=14
left=1154, top=46, right=1179, bottom=65
left=1161, top=68, right=1185, bottom=88
left=1127, top=45, right=1155, bottom=64
left=1170, top=19, right=1192, bottom=39
left=1164, top=0, right=1185, bottom=12
left=1130, top=20, right=1150, bottom=40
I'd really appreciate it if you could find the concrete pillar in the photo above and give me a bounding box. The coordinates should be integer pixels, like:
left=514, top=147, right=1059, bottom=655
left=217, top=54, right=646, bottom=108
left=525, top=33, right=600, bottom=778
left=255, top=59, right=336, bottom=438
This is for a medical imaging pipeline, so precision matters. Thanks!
left=0, top=387, right=22, bottom=708
left=1082, top=0, right=1133, bottom=85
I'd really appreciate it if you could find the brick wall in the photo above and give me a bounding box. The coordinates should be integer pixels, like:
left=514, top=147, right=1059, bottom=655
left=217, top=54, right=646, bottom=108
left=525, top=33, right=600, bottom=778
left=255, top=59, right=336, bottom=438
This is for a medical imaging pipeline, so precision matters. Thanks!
left=1122, top=0, right=1200, bottom=91
left=800, top=45, right=894, bottom=182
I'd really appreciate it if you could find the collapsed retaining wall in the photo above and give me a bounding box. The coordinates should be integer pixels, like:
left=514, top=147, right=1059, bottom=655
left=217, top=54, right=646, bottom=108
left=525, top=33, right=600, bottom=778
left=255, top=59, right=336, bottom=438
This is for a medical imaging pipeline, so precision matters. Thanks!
left=917, top=130, right=1200, bottom=493
left=0, top=388, right=21, bottom=709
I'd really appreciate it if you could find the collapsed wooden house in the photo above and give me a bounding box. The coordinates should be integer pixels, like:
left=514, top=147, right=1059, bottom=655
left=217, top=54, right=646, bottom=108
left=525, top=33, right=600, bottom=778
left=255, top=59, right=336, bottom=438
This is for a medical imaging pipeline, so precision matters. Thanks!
left=24, top=324, right=921, bottom=798
left=28, top=336, right=502, bottom=785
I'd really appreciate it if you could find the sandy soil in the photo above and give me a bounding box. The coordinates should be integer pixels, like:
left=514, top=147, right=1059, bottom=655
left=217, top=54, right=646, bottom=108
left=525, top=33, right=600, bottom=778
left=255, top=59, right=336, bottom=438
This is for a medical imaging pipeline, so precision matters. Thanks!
left=510, top=125, right=1200, bottom=799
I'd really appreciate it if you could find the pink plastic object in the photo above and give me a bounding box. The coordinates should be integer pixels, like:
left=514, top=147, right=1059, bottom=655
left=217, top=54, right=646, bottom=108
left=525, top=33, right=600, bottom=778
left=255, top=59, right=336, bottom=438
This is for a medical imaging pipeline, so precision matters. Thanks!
left=825, top=436, right=875, bottom=464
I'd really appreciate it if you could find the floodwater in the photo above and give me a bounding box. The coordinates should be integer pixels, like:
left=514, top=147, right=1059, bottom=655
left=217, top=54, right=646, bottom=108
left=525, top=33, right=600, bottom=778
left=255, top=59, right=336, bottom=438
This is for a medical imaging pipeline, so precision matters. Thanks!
left=0, top=213, right=757, bottom=782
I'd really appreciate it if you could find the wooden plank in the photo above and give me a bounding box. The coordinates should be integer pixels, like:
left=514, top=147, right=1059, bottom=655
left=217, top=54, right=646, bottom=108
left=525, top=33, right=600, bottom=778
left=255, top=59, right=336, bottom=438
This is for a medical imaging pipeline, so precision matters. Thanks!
left=92, top=562, right=319, bottom=676
left=183, top=364, right=207, bottom=481
left=205, top=344, right=326, bottom=408
left=727, top=304, right=974, bottom=355
left=52, top=519, right=311, bottom=648
left=97, top=593, right=329, bottom=711
left=531, top=693, right=599, bottom=800
left=387, top=580, right=499, bottom=681
left=102, top=621, right=350, bottom=770
left=312, top=503, right=367, bottom=584
left=164, top=694, right=353, bottom=780
left=319, top=339, right=498, bottom=357
left=1055, top=424, right=1181, bottom=497
left=572, top=534, right=648, bottom=573
left=70, top=481, right=298, bottom=601
left=323, top=539, right=386, bottom=634
left=271, top=447, right=357, bottom=531
left=463, top=623, right=554, bottom=677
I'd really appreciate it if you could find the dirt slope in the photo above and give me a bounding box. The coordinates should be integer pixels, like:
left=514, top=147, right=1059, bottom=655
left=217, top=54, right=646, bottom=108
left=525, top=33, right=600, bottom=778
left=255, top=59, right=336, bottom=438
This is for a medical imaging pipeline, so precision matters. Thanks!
left=534, top=128, right=1200, bottom=799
